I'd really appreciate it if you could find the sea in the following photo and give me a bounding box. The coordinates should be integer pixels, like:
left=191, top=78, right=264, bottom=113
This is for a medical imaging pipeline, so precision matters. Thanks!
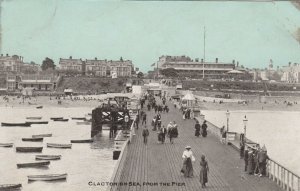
left=0, top=107, right=116, bottom=191
left=202, top=110, right=300, bottom=176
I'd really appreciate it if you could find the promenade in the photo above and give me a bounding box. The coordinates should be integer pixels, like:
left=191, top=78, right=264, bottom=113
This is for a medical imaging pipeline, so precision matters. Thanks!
left=111, top=99, right=282, bottom=191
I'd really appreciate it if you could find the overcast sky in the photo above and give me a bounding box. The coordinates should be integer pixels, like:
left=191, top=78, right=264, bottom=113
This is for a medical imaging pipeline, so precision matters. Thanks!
left=1, top=0, right=300, bottom=72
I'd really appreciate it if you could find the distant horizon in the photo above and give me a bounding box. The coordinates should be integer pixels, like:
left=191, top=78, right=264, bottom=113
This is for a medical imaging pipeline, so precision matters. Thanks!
left=1, top=0, right=300, bottom=72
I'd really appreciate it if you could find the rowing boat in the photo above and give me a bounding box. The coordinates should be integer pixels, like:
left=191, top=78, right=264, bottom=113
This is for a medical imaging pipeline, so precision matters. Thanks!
left=35, top=155, right=61, bottom=160
left=0, top=184, right=22, bottom=190
left=53, top=118, right=68, bottom=122
left=1, top=122, right=31, bottom=127
left=71, top=139, right=93, bottom=143
left=32, top=134, right=52, bottom=138
left=16, top=147, right=43, bottom=153
left=22, top=137, right=43, bottom=142
left=26, top=121, right=48, bottom=125
left=76, top=121, right=91, bottom=125
left=26, top=117, right=42, bottom=120
left=0, top=143, right=13, bottom=147
left=36, top=106, right=43, bottom=109
left=50, top=117, right=63, bottom=120
left=71, top=117, right=86, bottom=120
left=17, top=161, right=50, bottom=168
left=28, top=173, right=67, bottom=181
left=47, top=143, right=72, bottom=149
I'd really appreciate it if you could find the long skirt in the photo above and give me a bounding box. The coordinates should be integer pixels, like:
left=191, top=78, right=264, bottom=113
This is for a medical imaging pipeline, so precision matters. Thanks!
left=181, top=158, right=193, bottom=177
left=200, top=167, right=208, bottom=184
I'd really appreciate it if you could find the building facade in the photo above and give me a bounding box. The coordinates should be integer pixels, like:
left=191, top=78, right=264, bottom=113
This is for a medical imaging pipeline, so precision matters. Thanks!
left=59, top=56, right=83, bottom=72
left=0, top=54, right=24, bottom=73
left=281, top=62, right=300, bottom=83
left=158, top=55, right=236, bottom=79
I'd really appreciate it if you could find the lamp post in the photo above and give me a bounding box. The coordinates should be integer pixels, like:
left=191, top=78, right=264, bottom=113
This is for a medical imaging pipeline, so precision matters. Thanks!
left=226, top=110, right=230, bottom=132
left=243, top=115, right=248, bottom=144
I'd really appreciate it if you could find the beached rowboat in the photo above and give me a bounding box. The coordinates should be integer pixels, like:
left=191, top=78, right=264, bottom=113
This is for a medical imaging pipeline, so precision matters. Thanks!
left=36, top=106, right=43, bottom=109
left=26, top=121, right=48, bottom=125
left=76, top=121, right=91, bottom=125
left=26, top=117, right=42, bottom=120
left=35, top=155, right=61, bottom=160
left=22, top=137, right=43, bottom=142
left=0, top=143, right=13, bottom=147
left=71, top=139, right=93, bottom=143
left=47, top=143, right=72, bottom=149
left=0, top=184, right=22, bottom=190
left=71, top=117, right=86, bottom=120
left=53, top=118, right=69, bottom=122
left=1, top=122, right=31, bottom=127
left=17, top=161, right=50, bottom=168
left=32, top=134, right=52, bottom=138
left=16, top=147, right=43, bottom=153
left=28, top=173, right=67, bottom=181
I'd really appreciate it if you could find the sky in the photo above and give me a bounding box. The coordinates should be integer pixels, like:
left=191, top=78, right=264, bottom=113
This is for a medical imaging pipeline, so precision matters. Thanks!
left=1, top=0, right=300, bottom=72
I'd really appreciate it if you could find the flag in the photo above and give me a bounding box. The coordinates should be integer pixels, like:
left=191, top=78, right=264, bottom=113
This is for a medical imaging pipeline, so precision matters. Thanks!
left=151, top=63, right=155, bottom=67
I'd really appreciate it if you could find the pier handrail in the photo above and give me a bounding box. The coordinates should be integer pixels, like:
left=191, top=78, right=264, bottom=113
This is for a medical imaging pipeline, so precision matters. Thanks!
left=195, top=116, right=300, bottom=191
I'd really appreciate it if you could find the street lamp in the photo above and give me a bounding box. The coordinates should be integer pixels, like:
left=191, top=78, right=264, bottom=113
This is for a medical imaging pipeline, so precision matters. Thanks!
left=226, top=110, right=230, bottom=132
left=243, top=115, right=248, bottom=144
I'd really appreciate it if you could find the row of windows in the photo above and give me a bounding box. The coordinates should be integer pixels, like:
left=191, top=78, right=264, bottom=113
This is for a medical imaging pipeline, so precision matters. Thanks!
left=165, top=64, right=233, bottom=69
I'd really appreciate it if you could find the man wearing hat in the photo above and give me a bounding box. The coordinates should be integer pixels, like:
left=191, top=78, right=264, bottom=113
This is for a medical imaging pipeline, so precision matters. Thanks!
left=258, top=145, right=269, bottom=177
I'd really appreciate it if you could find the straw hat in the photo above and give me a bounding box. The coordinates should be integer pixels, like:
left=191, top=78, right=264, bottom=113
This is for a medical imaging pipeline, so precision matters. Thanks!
left=185, top=146, right=191, bottom=149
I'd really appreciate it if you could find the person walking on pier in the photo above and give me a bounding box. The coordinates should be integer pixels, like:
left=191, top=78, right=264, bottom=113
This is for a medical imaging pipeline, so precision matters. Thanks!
left=142, top=113, right=147, bottom=125
left=201, top=120, right=208, bottom=137
left=142, top=126, right=149, bottom=145
left=200, top=155, right=209, bottom=188
left=244, top=148, right=249, bottom=172
left=181, top=146, right=195, bottom=178
left=161, top=125, right=167, bottom=144
left=258, top=145, right=269, bottom=177
left=194, top=121, right=201, bottom=137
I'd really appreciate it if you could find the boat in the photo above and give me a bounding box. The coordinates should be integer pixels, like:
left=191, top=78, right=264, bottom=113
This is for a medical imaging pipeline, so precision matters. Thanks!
left=71, top=117, right=86, bottom=120
left=47, top=143, right=72, bottom=149
left=28, top=173, right=67, bottom=181
left=26, top=121, right=48, bottom=125
left=71, top=139, right=93, bottom=143
left=36, top=106, right=43, bottom=109
left=0, top=184, right=22, bottom=190
left=35, top=155, right=61, bottom=160
left=76, top=121, right=91, bottom=125
left=0, top=143, right=13, bottom=147
left=53, top=118, right=68, bottom=122
left=32, top=134, right=52, bottom=138
left=50, top=117, right=63, bottom=120
left=22, top=137, right=43, bottom=142
left=26, top=117, right=42, bottom=120
left=16, top=147, right=43, bottom=153
left=1, top=122, right=31, bottom=127
left=17, top=161, right=50, bottom=168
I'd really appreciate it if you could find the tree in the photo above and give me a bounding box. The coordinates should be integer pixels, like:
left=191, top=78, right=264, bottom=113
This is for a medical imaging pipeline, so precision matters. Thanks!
left=160, top=68, right=178, bottom=78
left=137, top=71, right=144, bottom=79
left=41, top=57, right=55, bottom=71
left=120, top=57, right=123, bottom=62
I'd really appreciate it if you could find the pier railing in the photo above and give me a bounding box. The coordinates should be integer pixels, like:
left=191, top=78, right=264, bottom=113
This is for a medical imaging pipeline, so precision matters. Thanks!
left=195, top=116, right=300, bottom=191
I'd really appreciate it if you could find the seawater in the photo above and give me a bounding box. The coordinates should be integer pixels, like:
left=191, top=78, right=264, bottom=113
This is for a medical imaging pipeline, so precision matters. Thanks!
left=202, top=110, right=300, bottom=176
left=0, top=107, right=116, bottom=191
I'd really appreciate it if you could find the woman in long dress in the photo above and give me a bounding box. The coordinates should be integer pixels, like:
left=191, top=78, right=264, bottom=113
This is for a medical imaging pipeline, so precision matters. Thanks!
left=194, top=121, right=201, bottom=137
left=202, top=120, right=208, bottom=137
left=181, top=146, right=195, bottom=177
left=200, top=155, right=209, bottom=188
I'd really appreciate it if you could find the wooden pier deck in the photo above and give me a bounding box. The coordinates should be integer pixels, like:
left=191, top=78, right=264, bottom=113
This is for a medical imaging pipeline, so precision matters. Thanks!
left=110, top=100, right=282, bottom=191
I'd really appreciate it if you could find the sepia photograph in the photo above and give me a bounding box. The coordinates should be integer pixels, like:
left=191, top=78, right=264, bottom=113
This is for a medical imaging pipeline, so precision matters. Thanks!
left=0, top=0, right=300, bottom=190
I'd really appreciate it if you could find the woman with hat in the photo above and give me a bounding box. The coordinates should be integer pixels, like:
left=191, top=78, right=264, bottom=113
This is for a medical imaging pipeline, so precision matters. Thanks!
left=194, top=121, right=201, bottom=137
left=181, top=146, right=195, bottom=177
left=200, top=155, right=209, bottom=188
left=202, top=120, right=208, bottom=137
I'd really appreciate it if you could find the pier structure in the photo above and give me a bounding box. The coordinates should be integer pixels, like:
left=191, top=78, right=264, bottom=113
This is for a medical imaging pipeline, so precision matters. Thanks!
left=108, top=91, right=285, bottom=191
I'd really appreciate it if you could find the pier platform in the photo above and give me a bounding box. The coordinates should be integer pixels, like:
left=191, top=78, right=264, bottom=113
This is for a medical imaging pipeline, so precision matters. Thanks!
left=109, top=100, right=282, bottom=191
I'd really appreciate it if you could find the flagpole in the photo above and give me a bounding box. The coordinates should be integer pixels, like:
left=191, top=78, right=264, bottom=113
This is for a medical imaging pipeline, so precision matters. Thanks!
left=203, top=26, right=206, bottom=79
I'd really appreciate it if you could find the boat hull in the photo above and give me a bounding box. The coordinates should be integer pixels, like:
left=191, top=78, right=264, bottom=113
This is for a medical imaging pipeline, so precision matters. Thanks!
left=0, top=143, right=13, bottom=147
left=0, top=184, right=22, bottom=190
left=47, top=143, right=72, bottom=149
left=71, top=139, right=93, bottom=143
left=50, top=117, right=63, bottom=120
left=35, top=155, right=61, bottom=160
left=1, top=122, right=31, bottom=127
left=71, top=117, right=86, bottom=120
left=28, top=174, right=67, bottom=181
left=53, top=119, right=68, bottom=122
left=17, top=161, right=50, bottom=168
left=26, top=117, right=42, bottom=120
left=26, top=121, right=48, bottom=125
left=32, top=134, right=52, bottom=138
left=16, top=147, right=43, bottom=153
left=22, top=138, right=43, bottom=142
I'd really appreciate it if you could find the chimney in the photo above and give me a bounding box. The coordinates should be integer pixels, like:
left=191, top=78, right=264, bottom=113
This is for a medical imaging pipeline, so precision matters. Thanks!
left=232, top=60, right=235, bottom=64
left=201, top=59, right=203, bottom=63
left=216, top=58, right=218, bottom=63
left=69, top=56, right=72, bottom=59
left=195, top=58, right=199, bottom=62
left=289, top=62, right=291, bottom=67
left=6, top=54, right=8, bottom=57
left=95, top=57, right=97, bottom=60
